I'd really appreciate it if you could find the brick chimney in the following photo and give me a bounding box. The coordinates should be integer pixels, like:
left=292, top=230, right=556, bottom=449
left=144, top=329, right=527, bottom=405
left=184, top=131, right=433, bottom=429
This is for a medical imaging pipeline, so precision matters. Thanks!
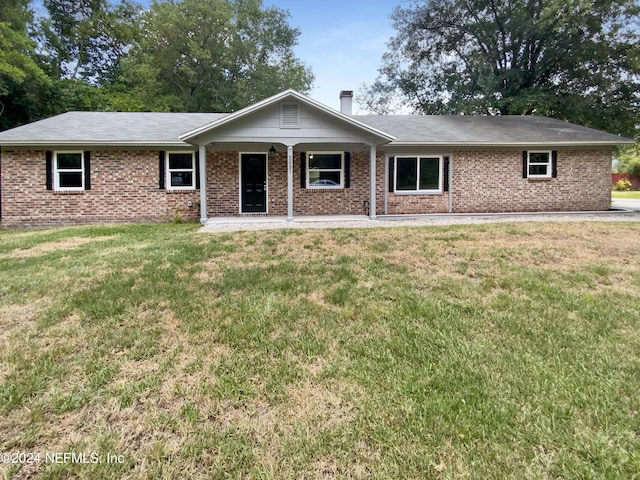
left=339, top=90, right=353, bottom=115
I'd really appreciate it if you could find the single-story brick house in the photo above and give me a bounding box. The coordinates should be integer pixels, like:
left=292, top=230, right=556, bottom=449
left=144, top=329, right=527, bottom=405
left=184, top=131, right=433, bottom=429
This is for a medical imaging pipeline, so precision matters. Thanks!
left=0, top=89, right=633, bottom=228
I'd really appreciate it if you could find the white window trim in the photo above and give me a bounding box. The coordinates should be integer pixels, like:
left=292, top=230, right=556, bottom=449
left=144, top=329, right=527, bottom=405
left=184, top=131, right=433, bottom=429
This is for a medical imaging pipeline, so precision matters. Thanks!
left=527, top=150, right=552, bottom=179
left=166, top=151, right=196, bottom=190
left=394, top=155, right=443, bottom=194
left=306, top=151, right=344, bottom=189
left=54, top=151, right=84, bottom=191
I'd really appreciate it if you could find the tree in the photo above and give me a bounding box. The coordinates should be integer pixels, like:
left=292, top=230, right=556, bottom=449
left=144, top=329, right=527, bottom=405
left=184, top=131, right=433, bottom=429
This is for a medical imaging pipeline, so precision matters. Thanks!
left=37, top=0, right=141, bottom=83
left=109, top=0, right=313, bottom=112
left=617, top=144, right=640, bottom=177
left=363, top=0, right=640, bottom=138
left=0, top=0, right=49, bottom=129
left=1, top=0, right=141, bottom=130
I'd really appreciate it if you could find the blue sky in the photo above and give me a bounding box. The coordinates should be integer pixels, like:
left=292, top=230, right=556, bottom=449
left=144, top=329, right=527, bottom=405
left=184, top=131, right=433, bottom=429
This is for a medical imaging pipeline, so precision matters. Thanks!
left=266, top=0, right=396, bottom=112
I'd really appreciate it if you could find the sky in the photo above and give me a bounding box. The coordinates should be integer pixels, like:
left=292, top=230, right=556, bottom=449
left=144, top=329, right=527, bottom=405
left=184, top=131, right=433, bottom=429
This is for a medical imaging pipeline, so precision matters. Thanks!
left=265, top=0, right=397, bottom=112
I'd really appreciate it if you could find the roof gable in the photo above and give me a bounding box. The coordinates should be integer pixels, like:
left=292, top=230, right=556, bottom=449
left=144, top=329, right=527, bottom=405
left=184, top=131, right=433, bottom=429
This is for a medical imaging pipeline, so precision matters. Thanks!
left=178, top=89, right=395, bottom=146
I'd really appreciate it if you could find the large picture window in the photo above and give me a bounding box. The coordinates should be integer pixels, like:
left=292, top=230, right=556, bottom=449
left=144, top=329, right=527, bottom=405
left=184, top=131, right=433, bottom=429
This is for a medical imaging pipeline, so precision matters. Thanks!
left=395, top=156, right=442, bottom=193
left=167, top=152, right=195, bottom=190
left=54, top=151, right=84, bottom=191
left=307, top=152, right=344, bottom=188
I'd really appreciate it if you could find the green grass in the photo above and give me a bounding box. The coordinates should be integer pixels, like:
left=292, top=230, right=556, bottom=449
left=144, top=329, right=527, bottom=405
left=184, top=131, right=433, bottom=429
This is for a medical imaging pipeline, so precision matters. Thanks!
left=612, top=190, right=640, bottom=198
left=1, top=221, right=640, bottom=479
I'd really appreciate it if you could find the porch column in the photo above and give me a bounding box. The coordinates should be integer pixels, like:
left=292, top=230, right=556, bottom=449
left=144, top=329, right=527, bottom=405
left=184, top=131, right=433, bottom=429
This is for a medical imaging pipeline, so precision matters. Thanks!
left=369, top=144, right=377, bottom=220
left=198, top=144, right=207, bottom=224
left=287, top=145, right=294, bottom=222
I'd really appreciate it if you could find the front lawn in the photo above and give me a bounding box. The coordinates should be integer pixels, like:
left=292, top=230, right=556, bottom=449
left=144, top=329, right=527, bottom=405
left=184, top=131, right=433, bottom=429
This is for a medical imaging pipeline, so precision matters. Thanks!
left=1, top=222, right=639, bottom=479
left=612, top=190, right=640, bottom=198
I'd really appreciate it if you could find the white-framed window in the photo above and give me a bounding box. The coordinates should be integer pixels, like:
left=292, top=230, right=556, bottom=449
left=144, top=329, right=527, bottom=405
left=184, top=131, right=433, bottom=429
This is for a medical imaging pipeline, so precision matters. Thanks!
left=54, top=151, right=84, bottom=191
left=307, top=152, right=344, bottom=189
left=167, top=152, right=196, bottom=190
left=527, top=151, right=552, bottom=178
left=395, top=156, right=442, bottom=193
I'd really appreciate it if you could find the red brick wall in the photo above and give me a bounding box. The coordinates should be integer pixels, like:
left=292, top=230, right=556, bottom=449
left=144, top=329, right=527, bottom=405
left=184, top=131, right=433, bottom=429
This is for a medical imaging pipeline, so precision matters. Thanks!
left=204, top=150, right=384, bottom=217
left=386, top=192, right=449, bottom=215
left=451, top=149, right=612, bottom=213
left=293, top=151, right=374, bottom=216
left=1, top=147, right=613, bottom=228
left=1, top=150, right=200, bottom=228
left=205, top=151, right=239, bottom=216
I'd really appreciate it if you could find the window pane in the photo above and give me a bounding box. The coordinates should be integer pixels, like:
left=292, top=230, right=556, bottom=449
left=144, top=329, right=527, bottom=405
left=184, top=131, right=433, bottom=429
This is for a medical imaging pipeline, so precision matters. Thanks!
left=309, top=153, right=341, bottom=170
left=57, top=153, right=82, bottom=169
left=419, top=157, right=440, bottom=190
left=169, top=153, right=193, bottom=170
left=529, top=152, right=549, bottom=164
left=59, top=172, right=83, bottom=188
left=529, top=164, right=549, bottom=176
left=170, top=172, right=193, bottom=187
left=396, top=157, right=417, bottom=191
left=308, top=171, right=341, bottom=186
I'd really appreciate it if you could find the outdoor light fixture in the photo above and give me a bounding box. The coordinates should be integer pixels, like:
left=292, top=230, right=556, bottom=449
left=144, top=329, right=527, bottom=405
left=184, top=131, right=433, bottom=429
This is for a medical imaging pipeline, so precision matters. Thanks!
left=268, top=145, right=276, bottom=159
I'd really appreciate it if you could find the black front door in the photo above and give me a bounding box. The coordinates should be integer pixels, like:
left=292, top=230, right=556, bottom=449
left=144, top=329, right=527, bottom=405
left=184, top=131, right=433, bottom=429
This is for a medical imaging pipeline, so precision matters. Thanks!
left=241, top=153, right=267, bottom=213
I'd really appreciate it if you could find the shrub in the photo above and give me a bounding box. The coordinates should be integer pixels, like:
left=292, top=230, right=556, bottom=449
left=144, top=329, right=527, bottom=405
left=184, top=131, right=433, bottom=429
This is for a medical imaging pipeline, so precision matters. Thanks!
left=614, top=178, right=632, bottom=191
left=627, top=159, right=640, bottom=178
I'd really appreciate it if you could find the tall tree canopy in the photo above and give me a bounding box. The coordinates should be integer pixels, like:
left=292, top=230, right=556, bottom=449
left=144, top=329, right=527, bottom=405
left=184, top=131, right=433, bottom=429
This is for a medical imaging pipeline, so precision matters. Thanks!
left=364, top=0, right=640, bottom=138
left=108, top=0, right=313, bottom=112
left=0, top=0, right=313, bottom=129
left=0, top=0, right=49, bottom=129
left=38, top=0, right=141, bottom=83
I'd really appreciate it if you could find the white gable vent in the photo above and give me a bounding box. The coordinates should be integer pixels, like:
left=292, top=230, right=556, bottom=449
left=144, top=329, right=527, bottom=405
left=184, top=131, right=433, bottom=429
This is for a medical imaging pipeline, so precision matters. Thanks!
left=281, top=104, right=300, bottom=128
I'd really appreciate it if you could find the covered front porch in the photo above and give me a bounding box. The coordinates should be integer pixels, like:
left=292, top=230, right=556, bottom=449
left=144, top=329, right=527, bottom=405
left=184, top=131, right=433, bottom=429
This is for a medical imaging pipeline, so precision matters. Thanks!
left=178, top=90, right=395, bottom=223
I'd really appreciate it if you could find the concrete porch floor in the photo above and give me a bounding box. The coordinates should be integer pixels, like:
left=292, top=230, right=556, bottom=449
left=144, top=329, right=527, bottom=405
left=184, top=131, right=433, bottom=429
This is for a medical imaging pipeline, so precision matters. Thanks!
left=200, top=215, right=370, bottom=232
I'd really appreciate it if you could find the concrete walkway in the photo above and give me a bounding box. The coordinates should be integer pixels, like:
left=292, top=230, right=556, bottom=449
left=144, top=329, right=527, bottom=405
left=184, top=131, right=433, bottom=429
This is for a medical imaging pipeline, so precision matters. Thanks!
left=199, top=209, right=639, bottom=233
left=611, top=198, right=640, bottom=212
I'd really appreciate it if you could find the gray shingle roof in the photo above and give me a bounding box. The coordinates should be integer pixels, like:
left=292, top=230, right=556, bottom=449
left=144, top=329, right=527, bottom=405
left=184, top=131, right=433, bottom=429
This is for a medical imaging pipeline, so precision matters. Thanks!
left=0, top=112, right=227, bottom=147
left=355, top=115, right=631, bottom=146
left=0, top=110, right=631, bottom=147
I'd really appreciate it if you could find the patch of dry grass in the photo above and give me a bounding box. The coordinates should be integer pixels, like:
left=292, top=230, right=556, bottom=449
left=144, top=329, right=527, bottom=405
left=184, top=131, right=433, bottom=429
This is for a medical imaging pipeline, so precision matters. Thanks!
left=1, top=221, right=639, bottom=479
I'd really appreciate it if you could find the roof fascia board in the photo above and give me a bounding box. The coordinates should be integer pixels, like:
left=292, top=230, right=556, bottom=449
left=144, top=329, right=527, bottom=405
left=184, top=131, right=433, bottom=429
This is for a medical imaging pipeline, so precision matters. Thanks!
left=179, top=89, right=396, bottom=143
left=387, top=140, right=634, bottom=147
left=2, top=140, right=629, bottom=149
left=0, top=141, right=191, bottom=148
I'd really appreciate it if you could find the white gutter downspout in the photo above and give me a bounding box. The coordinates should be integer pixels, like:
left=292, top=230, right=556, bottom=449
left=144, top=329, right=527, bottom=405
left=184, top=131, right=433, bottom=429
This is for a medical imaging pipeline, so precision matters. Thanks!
left=383, top=154, right=388, bottom=215
left=369, top=144, right=377, bottom=220
left=199, top=144, right=207, bottom=224
left=287, top=145, right=294, bottom=222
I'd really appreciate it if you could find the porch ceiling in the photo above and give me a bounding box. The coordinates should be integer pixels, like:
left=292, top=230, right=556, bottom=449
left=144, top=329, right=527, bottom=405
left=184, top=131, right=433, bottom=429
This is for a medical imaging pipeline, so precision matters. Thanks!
left=204, top=141, right=377, bottom=153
